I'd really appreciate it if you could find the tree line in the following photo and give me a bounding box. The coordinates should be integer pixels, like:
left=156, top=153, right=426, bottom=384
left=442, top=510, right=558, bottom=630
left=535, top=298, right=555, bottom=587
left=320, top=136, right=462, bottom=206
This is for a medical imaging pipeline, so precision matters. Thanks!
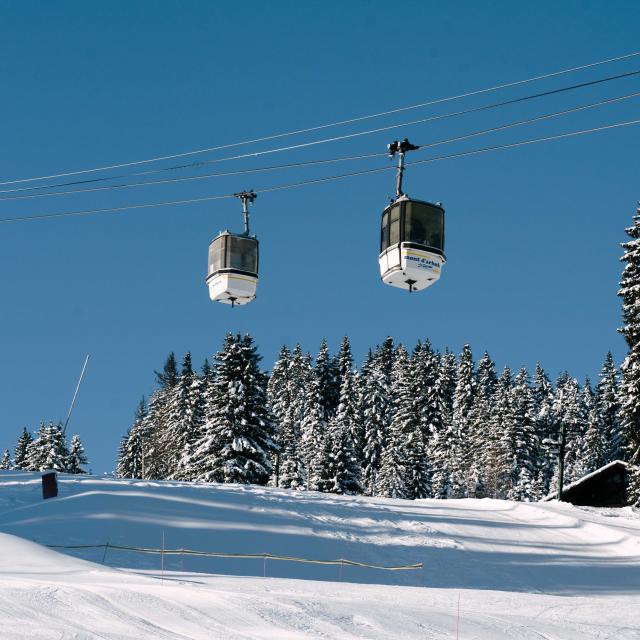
left=114, top=335, right=630, bottom=502
left=2, top=423, right=88, bottom=474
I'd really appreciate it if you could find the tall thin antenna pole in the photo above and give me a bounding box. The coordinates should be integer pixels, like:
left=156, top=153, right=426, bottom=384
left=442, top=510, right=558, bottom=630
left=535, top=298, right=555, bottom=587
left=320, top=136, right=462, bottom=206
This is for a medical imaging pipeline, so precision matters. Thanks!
left=63, top=354, right=90, bottom=435
left=557, top=388, right=566, bottom=502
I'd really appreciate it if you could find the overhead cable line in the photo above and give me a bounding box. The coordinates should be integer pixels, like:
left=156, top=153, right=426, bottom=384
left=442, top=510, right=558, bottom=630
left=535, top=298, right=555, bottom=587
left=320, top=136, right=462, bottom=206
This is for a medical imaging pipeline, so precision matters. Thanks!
left=2, top=50, right=640, bottom=187
left=1, top=117, right=638, bottom=225
left=6, top=67, right=640, bottom=196
left=2, top=90, right=639, bottom=203
left=105, top=68, right=640, bottom=170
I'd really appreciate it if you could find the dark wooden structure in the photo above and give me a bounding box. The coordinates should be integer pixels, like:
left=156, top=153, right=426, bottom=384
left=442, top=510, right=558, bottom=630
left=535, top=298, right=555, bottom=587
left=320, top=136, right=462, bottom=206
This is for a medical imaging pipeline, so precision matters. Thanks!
left=42, top=471, right=58, bottom=499
left=544, top=461, right=630, bottom=507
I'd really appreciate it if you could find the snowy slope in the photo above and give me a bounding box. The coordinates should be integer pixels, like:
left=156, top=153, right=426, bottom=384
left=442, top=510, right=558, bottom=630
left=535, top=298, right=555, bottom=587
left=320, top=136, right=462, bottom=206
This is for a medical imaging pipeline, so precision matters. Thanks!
left=0, top=471, right=639, bottom=639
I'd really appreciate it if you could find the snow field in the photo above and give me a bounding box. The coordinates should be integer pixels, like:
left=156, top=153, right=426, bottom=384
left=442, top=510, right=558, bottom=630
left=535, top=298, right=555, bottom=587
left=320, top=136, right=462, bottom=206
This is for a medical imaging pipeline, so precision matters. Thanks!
left=0, top=471, right=639, bottom=638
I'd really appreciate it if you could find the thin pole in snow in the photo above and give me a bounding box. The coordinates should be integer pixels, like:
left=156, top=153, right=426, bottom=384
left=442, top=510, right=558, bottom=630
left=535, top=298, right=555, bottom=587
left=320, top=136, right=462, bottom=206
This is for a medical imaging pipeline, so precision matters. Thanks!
left=161, top=530, right=165, bottom=585
left=101, top=541, right=109, bottom=565
left=63, top=354, right=90, bottom=436
left=263, top=553, right=267, bottom=578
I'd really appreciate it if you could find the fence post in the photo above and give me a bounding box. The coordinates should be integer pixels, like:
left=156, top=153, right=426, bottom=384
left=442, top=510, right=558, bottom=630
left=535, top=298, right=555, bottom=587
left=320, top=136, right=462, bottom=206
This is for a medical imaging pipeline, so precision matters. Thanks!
left=101, top=542, right=109, bottom=565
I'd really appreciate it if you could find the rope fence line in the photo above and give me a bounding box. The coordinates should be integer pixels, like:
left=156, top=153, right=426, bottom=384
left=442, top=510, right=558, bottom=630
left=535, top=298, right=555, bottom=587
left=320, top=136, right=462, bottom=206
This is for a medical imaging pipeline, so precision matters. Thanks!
left=46, top=543, right=423, bottom=572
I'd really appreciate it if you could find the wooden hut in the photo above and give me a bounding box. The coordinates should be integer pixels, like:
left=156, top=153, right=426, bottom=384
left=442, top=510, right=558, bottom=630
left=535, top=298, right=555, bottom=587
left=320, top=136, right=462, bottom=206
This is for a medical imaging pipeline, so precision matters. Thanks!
left=542, top=460, right=630, bottom=507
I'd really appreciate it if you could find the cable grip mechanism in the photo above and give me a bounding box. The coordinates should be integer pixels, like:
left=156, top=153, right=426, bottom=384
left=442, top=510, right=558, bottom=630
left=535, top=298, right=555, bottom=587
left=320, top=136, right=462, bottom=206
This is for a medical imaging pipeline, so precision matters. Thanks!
left=388, top=138, right=419, bottom=199
left=234, top=190, right=257, bottom=236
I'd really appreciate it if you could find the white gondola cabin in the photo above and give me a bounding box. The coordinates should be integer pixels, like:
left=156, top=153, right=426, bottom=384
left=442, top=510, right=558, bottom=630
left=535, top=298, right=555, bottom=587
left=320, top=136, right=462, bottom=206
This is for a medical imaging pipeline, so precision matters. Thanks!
left=379, top=139, right=446, bottom=292
left=206, top=191, right=259, bottom=306
left=379, top=196, right=445, bottom=292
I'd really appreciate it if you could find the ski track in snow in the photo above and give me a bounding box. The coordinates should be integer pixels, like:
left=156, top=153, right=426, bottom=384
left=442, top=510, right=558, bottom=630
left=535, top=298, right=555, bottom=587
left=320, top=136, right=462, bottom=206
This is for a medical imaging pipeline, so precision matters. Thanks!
left=0, top=471, right=639, bottom=639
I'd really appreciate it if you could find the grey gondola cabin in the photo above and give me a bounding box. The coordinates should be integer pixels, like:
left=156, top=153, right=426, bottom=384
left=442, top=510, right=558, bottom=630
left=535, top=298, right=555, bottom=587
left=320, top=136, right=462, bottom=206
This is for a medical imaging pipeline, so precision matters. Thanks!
left=206, top=191, right=259, bottom=306
left=207, top=231, right=259, bottom=305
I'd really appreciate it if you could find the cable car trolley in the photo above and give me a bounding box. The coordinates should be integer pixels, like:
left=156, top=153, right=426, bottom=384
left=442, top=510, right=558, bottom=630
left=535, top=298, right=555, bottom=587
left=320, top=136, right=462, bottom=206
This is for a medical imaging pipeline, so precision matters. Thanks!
left=206, top=190, right=259, bottom=306
left=379, top=139, right=446, bottom=292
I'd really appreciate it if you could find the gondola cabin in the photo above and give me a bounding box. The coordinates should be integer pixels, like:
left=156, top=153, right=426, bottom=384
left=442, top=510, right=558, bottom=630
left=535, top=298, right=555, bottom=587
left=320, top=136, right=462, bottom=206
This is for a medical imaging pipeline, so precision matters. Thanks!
left=379, top=196, right=446, bottom=292
left=206, top=231, right=259, bottom=305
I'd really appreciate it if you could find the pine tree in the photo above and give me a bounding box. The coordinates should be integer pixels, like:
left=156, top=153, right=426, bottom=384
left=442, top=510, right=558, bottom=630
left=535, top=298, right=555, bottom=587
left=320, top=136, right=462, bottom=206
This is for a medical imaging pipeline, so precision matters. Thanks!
left=486, top=367, right=514, bottom=499
left=531, top=364, right=556, bottom=495
left=581, top=401, right=606, bottom=474
left=319, top=338, right=362, bottom=494
left=116, top=398, right=147, bottom=479
left=155, top=352, right=179, bottom=389
left=431, top=350, right=464, bottom=499
left=619, top=204, right=640, bottom=503
left=440, top=348, right=458, bottom=419
left=501, top=368, right=539, bottom=501
left=278, top=345, right=310, bottom=489
left=549, top=375, right=583, bottom=492
left=400, top=344, right=432, bottom=499
left=25, top=422, right=69, bottom=472
left=67, top=435, right=88, bottom=474
left=0, top=449, right=10, bottom=470
left=595, top=352, right=623, bottom=463
left=162, top=353, right=206, bottom=479
left=139, top=389, right=169, bottom=479
left=361, top=346, right=392, bottom=494
left=376, top=346, right=409, bottom=498
left=315, top=339, right=340, bottom=421
left=190, top=334, right=277, bottom=485
left=13, top=428, right=33, bottom=470
left=572, top=378, right=595, bottom=480
left=560, top=377, right=586, bottom=484
left=267, top=345, right=292, bottom=487
left=299, top=366, right=327, bottom=490
left=450, top=344, right=476, bottom=497
left=466, top=352, right=497, bottom=497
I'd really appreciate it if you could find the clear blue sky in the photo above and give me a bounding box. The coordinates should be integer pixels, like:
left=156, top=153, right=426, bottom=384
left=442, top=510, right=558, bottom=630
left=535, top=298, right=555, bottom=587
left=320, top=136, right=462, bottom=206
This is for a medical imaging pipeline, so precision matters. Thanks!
left=1, top=1, right=639, bottom=473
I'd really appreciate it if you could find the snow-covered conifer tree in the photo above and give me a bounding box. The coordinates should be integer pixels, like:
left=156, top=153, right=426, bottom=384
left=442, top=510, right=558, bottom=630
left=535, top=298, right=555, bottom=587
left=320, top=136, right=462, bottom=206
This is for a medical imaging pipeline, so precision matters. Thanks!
left=13, top=428, right=33, bottom=470
left=66, top=435, right=88, bottom=474
left=486, top=367, right=514, bottom=498
left=449, top=345, right=476, bottom=496
left=619, top=204, right=640, bottom=503
left=466, top=351, right=497, bottom=497
left=162, top=353, right=206, bottom=479
left=531, top=364, right=556, bottom=495
left=277, top=345, right=310, bottom=489
left=189, top=334, right=276, bottom=485
left=116, top=398, right=147, bottom=479
left=501, top=368, right=539, bottom=500
left=376, top=346, right=409, bottom=498
left=0, top=449, right=10, bottom=470
left=267, top=345, right=291, bottom=486
left=318, top=338, right=362, bottom=494
left=25, top=422, right=69, bottom=472
left=315, top=339, right=340, bottom=421
left=361, top=346, right=391, bottom=494
left=300, top=366, right=327, bottom=490
left=594, top=352, right=623, bottom=463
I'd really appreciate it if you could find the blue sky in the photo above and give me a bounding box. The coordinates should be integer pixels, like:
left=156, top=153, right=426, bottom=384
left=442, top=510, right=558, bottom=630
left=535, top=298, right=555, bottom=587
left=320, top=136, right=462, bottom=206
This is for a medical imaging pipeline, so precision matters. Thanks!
left=1, top=1, right=639, bottom=473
